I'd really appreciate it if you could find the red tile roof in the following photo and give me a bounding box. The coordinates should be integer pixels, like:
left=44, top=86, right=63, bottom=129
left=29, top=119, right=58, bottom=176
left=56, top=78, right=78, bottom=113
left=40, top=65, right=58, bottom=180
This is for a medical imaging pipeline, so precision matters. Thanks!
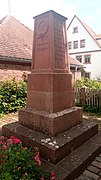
left=69, top=56, right=83, bottom=67
left=0, top=16, right=81, bottom=67
left=0, top=16, right=33, bottom=60
left=94, top=34, right=101, bottom=39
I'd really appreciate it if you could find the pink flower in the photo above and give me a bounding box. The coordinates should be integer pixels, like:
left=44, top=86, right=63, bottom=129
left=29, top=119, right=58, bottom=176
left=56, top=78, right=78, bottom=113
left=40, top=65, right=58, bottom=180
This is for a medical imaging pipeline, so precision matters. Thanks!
left=50, top=171, right=55, bottom=180
left=7, top=139, right=13, bottom=146
left=40, top=177, right=44, bottom=180
left=0, top=136, right=5, bottom=144
left=34, top=154, right=41, bottom=166
left=10, top=136, right=15, bottom=139
left=34, top=147, right=41, bottom=166
left=0, top=136, right=5, bottom=141
left=2, top=144, right=7, bottom=150
left=10, top=136, right=22, bottom=145
left=34, top=147, right=39, bottom=152
left=51, top=171, right=55, bottom=176
left=13, top=138, right=22, bottom=145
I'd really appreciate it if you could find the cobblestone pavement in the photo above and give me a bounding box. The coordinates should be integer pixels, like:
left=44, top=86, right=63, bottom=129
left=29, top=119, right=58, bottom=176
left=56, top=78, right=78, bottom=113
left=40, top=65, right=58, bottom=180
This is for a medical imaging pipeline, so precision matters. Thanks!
left=76, top=154, right=101, bottom=180
left=0, top=112, right=101, bottom=180
left=76, top=113, right=101, bottom=180
left=83, top=112, right=101, bottom=130
left=0, top=112, right=18, bottom=134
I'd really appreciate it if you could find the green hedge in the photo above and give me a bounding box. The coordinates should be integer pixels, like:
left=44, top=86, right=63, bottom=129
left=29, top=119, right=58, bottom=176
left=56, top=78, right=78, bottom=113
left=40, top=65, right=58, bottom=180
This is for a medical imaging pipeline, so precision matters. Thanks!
left=75, top=78, right=101, bottom=89
left=1, top=78, right=101, bottom=115
left=0, top=79, right=27, bottom=114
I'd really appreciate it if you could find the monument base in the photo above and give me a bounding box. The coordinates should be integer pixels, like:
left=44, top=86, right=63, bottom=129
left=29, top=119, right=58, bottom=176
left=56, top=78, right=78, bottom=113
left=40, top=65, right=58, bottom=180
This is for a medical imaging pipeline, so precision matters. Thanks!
left=2, top=120, right=101, bottom=179
left=19, top=107, right=82, bottom=136
left=2, top=120, right=98, bottom=164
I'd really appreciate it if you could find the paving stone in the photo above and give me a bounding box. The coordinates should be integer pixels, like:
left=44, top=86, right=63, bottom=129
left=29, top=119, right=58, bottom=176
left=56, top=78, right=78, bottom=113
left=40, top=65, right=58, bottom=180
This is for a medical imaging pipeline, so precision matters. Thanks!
left=99, top=154, right=101, bottom=157
left=98, top=172, right=101, bottom=177
left=98, top=171, right=101, bottom=176
left=91, top=160, right=101, bottom=169
left=87, top=165, right=100, bottom=174
left=78, top=174, right=93, bottom=180
left=83, top=170, right=99, bottom=180
left=95, top=157, right=101, bottom=163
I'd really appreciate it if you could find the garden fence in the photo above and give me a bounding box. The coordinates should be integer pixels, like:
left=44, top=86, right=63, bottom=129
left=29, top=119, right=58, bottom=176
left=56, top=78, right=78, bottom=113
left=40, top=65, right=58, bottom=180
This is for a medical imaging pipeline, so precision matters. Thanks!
left=75, top=87, right=101, bottom=110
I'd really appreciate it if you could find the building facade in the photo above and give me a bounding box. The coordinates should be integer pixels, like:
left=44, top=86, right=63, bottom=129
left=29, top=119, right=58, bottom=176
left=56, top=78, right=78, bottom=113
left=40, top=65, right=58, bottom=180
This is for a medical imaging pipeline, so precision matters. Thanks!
left=67, top=15, right=101, bottom=79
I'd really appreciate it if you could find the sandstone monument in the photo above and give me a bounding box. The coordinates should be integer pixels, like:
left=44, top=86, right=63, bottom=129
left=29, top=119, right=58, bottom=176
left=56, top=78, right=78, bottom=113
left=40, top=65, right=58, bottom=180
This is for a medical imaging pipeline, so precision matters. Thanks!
left=18, top=10, right=82, bottom=136
left=2, top=11, right=101, bottom=179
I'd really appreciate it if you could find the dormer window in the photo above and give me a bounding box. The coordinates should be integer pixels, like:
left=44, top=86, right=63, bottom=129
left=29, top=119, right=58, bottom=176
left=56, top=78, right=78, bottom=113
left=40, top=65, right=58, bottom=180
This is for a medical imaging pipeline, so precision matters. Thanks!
left=73, top=27, right=78, bottom=33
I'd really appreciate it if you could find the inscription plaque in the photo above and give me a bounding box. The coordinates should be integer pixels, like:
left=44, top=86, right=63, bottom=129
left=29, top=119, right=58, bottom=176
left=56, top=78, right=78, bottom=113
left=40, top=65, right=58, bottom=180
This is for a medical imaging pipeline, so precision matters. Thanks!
left=34, top=16, right=49, bottom=69
left=54, top=18, right=67, bottom=69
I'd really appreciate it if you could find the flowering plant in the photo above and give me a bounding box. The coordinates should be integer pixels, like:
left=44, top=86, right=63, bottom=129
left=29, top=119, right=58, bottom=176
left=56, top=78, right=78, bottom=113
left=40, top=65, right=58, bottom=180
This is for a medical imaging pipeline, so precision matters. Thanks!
left=0, top=136, right=55, bottom=180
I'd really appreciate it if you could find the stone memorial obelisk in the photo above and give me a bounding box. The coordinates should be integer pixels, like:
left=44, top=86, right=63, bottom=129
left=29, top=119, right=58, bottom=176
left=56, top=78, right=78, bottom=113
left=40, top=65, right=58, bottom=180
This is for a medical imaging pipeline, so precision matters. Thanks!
left=3, top=11, right=100, bottom=179
left=19, top=10, right=82, bottom=136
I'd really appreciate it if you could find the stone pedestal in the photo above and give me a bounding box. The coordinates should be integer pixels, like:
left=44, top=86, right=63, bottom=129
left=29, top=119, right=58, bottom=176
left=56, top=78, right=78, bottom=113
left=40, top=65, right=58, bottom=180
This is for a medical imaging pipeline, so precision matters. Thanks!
left=19, top=72, right=82, bottom=136
left=19, top=107, right=82, bottom=136
left=27, top=72, right=74, bottom=112
left=18, top=10, right=82, bottom=136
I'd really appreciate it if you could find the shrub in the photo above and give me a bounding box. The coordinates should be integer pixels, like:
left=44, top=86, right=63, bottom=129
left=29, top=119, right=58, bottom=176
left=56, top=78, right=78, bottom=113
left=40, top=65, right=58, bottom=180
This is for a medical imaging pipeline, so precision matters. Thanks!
left=83, top=105, right=99, bottom=113
left=75, top=78, right=101, bottom=89
left=0, top=79, right=27, bottom=114
left=0, top=136, right=55, bottom=180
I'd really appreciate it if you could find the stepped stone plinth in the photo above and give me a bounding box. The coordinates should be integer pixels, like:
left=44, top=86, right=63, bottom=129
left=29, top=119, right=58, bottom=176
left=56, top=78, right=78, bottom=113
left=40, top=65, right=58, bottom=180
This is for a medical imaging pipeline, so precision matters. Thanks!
left=2, top=10, right=101, bottom=180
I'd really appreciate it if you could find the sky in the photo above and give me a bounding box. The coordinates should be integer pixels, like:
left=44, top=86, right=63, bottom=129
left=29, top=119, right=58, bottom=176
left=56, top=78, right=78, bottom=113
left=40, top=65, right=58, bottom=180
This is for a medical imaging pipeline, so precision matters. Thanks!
left=0, top=0, right=101, bottom=34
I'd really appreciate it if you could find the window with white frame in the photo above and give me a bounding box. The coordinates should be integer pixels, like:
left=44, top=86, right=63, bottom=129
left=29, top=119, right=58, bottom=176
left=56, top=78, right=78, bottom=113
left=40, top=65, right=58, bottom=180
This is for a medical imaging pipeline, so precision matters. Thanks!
left=76, top=55, right=82, bottom=63
left=68, top=42, right=72, bottom=49
left=73, top=41, right=78, bottom=49
left=73, top=27, right=78, bottom=33
left=84, top=54, right=91, bottom=63
left=80, top=39, right=85, bottom=48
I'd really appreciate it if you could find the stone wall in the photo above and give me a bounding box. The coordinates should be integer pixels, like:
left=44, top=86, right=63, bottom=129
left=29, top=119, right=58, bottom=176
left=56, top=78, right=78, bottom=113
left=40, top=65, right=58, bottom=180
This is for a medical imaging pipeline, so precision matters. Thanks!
left=0, top=63, right=81, bottom=81
left=0, top=63, right=31, bottom=81
left=71, top=69, right=81, bottom=81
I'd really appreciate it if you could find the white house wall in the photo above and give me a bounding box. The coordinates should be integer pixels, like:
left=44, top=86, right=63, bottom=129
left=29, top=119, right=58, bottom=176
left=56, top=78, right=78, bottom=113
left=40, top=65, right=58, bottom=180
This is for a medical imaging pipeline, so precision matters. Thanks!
left=67, top=17, right=100, bottom=53
left=97, top=39, right=101, bottom=45
left=90, top=52, right=101, bottom=79
left=67, top=16, right=101, bottom=79
left=69, top=52, right=101, bottom=79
